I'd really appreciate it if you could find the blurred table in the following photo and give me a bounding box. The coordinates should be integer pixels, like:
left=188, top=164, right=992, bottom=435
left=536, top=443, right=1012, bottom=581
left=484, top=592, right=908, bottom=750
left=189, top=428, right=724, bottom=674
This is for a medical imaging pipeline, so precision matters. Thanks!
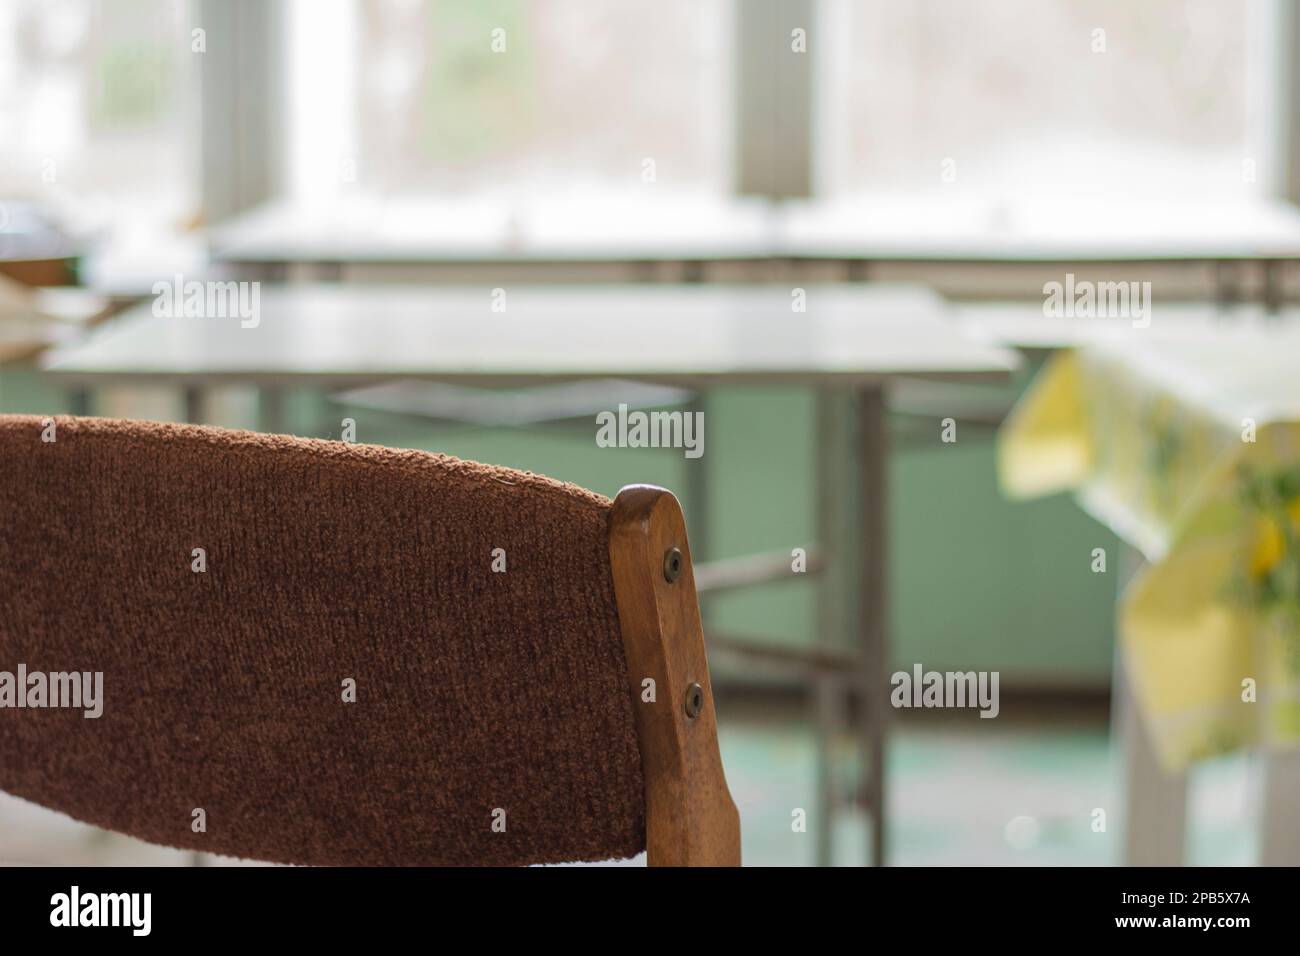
left=785, top=197, right=1300, bottom=264
left=209, top=196, right=778, bottom=276
left=44, top=282, right=1019, bottom=866
left=998, top=314, right=1300, bottom=865
left=208, top=197, right=1300, bottom=342
left=44, top=283, right=1014, bottom=387
left=957, top=300, right=1291, bottom=352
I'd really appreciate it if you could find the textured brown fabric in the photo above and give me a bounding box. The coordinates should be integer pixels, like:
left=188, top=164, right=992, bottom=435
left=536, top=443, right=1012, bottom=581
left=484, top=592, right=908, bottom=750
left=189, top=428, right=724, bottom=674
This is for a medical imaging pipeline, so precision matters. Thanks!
left=0, top=414, right=646, bottom=865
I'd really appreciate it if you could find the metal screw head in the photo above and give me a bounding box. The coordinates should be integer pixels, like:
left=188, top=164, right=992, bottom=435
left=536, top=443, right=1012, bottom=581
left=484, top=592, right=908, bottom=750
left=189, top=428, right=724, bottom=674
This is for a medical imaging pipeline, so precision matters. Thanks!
left=663, top=546, right=683, bottom=583
left=683, top=682, right=704, bottom=718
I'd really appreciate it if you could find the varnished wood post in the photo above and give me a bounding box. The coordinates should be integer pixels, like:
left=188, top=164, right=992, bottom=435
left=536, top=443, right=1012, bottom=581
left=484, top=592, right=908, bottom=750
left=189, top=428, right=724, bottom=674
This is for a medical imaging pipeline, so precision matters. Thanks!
left=609, top=485, right=741, bottom=866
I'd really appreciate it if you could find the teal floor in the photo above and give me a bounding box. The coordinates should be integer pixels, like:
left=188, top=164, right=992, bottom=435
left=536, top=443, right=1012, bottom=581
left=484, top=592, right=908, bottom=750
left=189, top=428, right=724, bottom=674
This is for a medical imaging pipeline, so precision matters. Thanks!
left=713, top=702, right=1257, bottom=867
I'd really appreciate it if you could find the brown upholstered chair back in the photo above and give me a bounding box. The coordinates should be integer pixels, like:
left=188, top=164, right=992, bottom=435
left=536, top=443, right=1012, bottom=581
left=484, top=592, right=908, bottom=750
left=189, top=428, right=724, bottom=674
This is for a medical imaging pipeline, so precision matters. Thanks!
left=0, top=415, right=694, bottom=865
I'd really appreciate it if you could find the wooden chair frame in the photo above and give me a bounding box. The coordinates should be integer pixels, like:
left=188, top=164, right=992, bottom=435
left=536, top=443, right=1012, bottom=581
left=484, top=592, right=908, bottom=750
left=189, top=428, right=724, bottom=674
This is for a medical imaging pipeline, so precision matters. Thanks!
left=608, top=485, right=741, bottom=866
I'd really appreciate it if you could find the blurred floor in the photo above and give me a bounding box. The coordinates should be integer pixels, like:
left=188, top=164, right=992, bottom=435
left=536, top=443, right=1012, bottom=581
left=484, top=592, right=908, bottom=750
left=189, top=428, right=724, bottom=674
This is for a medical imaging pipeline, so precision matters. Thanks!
left=0, top=697, right=1258, bottom=867
left=721, top=697, right=1257, bottom=867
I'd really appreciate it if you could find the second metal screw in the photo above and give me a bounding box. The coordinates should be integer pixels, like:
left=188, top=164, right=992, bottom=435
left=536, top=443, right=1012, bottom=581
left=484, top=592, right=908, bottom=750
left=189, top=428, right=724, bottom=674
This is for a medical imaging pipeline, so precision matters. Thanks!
left=663, top=546, right=683, bottom=582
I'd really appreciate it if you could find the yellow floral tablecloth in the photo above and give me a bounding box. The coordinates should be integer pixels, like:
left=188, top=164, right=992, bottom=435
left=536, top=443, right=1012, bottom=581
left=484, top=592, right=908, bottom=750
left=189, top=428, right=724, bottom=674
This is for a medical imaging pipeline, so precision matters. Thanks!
left=999, top=326, right=1300, bottom=769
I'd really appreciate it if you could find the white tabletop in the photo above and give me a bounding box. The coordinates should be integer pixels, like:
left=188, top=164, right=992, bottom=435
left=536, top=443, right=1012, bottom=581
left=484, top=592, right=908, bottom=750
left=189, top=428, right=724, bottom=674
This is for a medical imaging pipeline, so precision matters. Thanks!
left=784, top=196, right=1300, bottom=262
left=960, top=299, right=1300, bottom=423
left=209, top=195, right=1300, bottom=266
left=956, top=299, right=1299, bottom=349
left=42, top=283, right=1019, bottom=387
left=210, top=195, right=778, bottom=264
left=1085, top=324, right=1300, bottom=426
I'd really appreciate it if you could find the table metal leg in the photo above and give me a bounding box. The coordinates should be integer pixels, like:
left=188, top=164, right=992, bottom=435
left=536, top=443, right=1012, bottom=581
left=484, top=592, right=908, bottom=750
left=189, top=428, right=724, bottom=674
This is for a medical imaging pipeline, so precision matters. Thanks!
left=816, top=385, right=888, bottom=866
left=183, top=387, right=206, bottom=425
left=814, top=672, right=845, bottom=866
left=1259, top=751, right=1300, bottom=864
left=1116, top=655, right=1187, bottom=865
left=816, top=388, right=854, bottom=865
left=683, top=391, right=710, bottom=567
left=68, top=388, right=92, bottom=417
left=259, top=386, right=286, bottom=434
left=856, top=385, right=889, bottom=867
left=1114, top=544, right=1187, bottom=865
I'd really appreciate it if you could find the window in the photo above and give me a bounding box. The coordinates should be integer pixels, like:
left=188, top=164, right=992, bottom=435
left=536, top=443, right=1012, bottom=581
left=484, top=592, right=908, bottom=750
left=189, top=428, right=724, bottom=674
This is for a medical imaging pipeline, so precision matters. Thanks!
left=0, top=0, right=198, bottom=232
left=818, top=0, right=1270, bottom=204
left=286, top=0, right=733, bottom=204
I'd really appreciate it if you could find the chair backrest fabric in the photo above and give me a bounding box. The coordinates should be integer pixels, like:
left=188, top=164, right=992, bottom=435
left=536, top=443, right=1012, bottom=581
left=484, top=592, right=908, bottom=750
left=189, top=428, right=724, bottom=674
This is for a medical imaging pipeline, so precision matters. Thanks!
left=0, top=415, right=646, bottom=865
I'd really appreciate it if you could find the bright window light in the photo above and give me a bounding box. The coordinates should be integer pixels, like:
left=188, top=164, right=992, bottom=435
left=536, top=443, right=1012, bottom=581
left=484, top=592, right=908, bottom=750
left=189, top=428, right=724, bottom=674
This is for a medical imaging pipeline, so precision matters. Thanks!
left=818, top=0, right=1275, bottom=204
left=0, top=0, right=197, bottom=233
left=285, top=0, right=733, bottom=203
